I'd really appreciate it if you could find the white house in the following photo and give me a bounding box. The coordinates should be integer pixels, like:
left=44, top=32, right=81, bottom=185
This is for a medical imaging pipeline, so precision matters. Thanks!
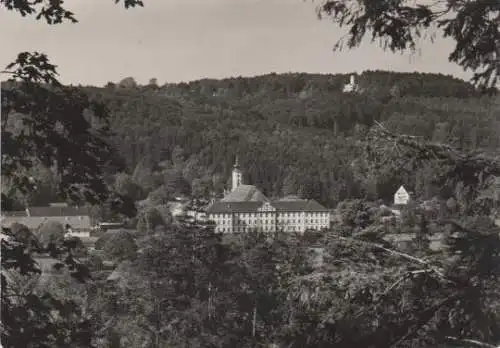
left=394, top=185, right=410, bottom=206
left=343, top=74, right=358, bottom=93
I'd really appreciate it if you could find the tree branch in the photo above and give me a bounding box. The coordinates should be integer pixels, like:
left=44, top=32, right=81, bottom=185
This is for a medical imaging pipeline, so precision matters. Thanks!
left=336, top=235, right=450, bottom=281
left=370, top=121, right=500, bottom=175
left=444, top=336, right=499, bottom=348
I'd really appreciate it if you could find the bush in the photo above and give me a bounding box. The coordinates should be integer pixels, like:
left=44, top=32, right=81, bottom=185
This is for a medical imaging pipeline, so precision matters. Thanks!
left=35, top=221, right=65, bottom=248
left=102, top=230, right=138, bottom=262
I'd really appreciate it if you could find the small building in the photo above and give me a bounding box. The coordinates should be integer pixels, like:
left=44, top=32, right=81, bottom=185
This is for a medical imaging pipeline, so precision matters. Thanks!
left=342, top=74, right=358, bottom=93
left=394, top=185, right=411, bottom=206
left=1, top=203, right=91, bottom=235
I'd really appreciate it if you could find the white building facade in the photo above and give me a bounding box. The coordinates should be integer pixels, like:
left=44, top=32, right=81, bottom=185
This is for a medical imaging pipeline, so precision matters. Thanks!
left=394, top=185, right=410, bottom=206
left=207, top=159, right=330, bottom=233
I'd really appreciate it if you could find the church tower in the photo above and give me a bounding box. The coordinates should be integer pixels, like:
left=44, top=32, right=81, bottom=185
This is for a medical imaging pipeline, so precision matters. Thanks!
left=232, top=156, right=243, bottom=192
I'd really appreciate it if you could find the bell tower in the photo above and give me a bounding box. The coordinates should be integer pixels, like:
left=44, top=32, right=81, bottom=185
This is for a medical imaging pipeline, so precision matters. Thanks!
left=232, top=156, right=242, bottom=192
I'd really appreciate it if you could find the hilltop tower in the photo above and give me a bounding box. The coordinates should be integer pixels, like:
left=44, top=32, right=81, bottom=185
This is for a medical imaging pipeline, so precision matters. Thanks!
left=232, top=156, right=243, bottom=192
left=343, top=74, right=358, bottom=93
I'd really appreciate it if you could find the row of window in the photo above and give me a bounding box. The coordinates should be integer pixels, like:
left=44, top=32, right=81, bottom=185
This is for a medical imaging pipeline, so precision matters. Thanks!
left=210, top=212, right=329, bottom=219
left=210, top=218, right=330, bottom=226
left=228, top=219, right=329, bottom=225
left=214, top=220, right=329, bottom=225
left=215, top=225, right=327, bottom=233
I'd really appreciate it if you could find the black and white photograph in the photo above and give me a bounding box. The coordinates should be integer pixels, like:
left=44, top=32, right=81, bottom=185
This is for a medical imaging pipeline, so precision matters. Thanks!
left=1, top=0, right=499, bottom=347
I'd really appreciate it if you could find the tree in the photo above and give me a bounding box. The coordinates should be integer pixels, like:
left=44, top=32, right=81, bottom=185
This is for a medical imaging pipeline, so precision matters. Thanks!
left=1, top=227, right=93, bottom=348
left=10, top=222, right=39, bottom=249
left=227, top=231, right=314, bottom=346
left=317, top=0, right=500, bottom=89
left=113, top=172, right=144, bottom=201
left=171, top=145, right=186, bottom=168
left=103, top=230, right=138, bottom=262
left=132, top=159, right=156, bottom=193
left=337, top=199, right=378, bottom=230
left=314, top=123, right=500, bottom=348
left=136, top=207, right=167, bottom=235
left=118, top=77, right=138, bottom=89
left=1, top=1, right=143, bottom=347
left=162, top=168, right=191, bottom=197
left=191, top=177, right=211, bottom=198
left=147, top=185, right=172, bottom=205
left=121, top=223, right=237, bottom=347
left=35, top=221, right=66, bottom=248
left=2, top=60, right=124, bottom=205
left=281, top=172, right=297, bottom=196
left=15, top=163, right=59, bottom=206
left=65, top=236, right=87, bottom=258
left=95, top=230, right=118, bottom=251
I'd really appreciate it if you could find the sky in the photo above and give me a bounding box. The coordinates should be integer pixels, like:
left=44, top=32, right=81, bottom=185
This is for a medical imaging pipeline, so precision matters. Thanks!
left=0, top=0, right=471, bottom=86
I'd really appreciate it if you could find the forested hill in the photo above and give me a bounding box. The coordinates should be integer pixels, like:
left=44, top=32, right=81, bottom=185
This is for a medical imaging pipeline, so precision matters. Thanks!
left=161, top=70, right=478, bottom=99
left=76, top=70, right=500, bottom=208
left=6, top=71, right=499, bottom=210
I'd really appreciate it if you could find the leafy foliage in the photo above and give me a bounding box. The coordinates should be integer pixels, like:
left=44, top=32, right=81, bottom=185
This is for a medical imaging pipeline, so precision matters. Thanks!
left=102, top=229, right=138, bottom=261
left=35, top=221, right=66, bottom=248
left=2, top=53, right=124, bottom=205
left=1, top=2, right=143, bottom=347
left=318, top=0, right=500, bottom=89
left=0, top=0, right=143, bottom=24
left=1, top=227, right=93, bottom=347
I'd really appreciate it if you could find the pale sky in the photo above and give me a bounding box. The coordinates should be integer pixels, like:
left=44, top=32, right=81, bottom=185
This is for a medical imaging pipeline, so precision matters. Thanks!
left=1, top=0, right=470, bottom=86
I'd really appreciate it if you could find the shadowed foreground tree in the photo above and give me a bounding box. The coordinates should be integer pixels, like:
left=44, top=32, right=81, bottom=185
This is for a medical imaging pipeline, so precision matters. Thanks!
left=317, top=0, right=500, bottom=90
left=1, top=228, right=93, bottom=347
left=281, top=123, right=500, bottom=348
left=1, top=0, right=145, bottom=204
left=1, top=1, right=143, bottom=347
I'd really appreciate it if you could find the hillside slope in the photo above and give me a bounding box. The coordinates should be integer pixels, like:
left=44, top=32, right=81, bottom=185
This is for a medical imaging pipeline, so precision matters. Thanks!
left=3, top=71, right=499, bottom=208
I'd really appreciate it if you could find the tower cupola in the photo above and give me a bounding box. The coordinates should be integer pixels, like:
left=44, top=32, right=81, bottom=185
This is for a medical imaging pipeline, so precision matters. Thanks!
left=232, top=156, right=242, bottom=191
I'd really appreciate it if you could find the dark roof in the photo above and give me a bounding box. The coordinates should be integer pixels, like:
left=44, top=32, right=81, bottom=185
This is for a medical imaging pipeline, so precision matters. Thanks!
left=206, top=199, right=329, bottom=214
left=273, top=199, right=329, bottom=212
left=2, top=210, right=27, bottom=217
left=207, top=202, right=263, bottom=213
left=27, top=206, right=90, bottom=217
left=221, top=185, right=269, bottom=202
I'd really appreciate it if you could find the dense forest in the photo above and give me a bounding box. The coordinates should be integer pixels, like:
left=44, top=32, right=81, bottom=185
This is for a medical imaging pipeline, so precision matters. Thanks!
left=4, top=70, right=499, bottom=213
left=72, top=71, right=499, bottom=210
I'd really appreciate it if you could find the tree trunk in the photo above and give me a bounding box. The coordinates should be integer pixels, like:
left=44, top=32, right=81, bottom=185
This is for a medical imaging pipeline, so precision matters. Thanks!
left=252, top=305, right=257, bottom=337
left=146, top=211, right=151, bottom=234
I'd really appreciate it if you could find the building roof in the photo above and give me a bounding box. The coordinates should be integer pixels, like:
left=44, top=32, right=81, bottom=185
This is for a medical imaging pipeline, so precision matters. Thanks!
left=394, top=185, right=409, bottom=195
left=206, top=199, right=329, bottom=214
left=221, top=185, right=269, bottom=202
left=2, top=216, right=92, bottom=231
left=27, top=206, right=89, bottom=217
left=2, top=210, right=28, bottom=217
left=207, top=201, right=263, bottom=213
left=272, top=199, right=329, bottom=212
